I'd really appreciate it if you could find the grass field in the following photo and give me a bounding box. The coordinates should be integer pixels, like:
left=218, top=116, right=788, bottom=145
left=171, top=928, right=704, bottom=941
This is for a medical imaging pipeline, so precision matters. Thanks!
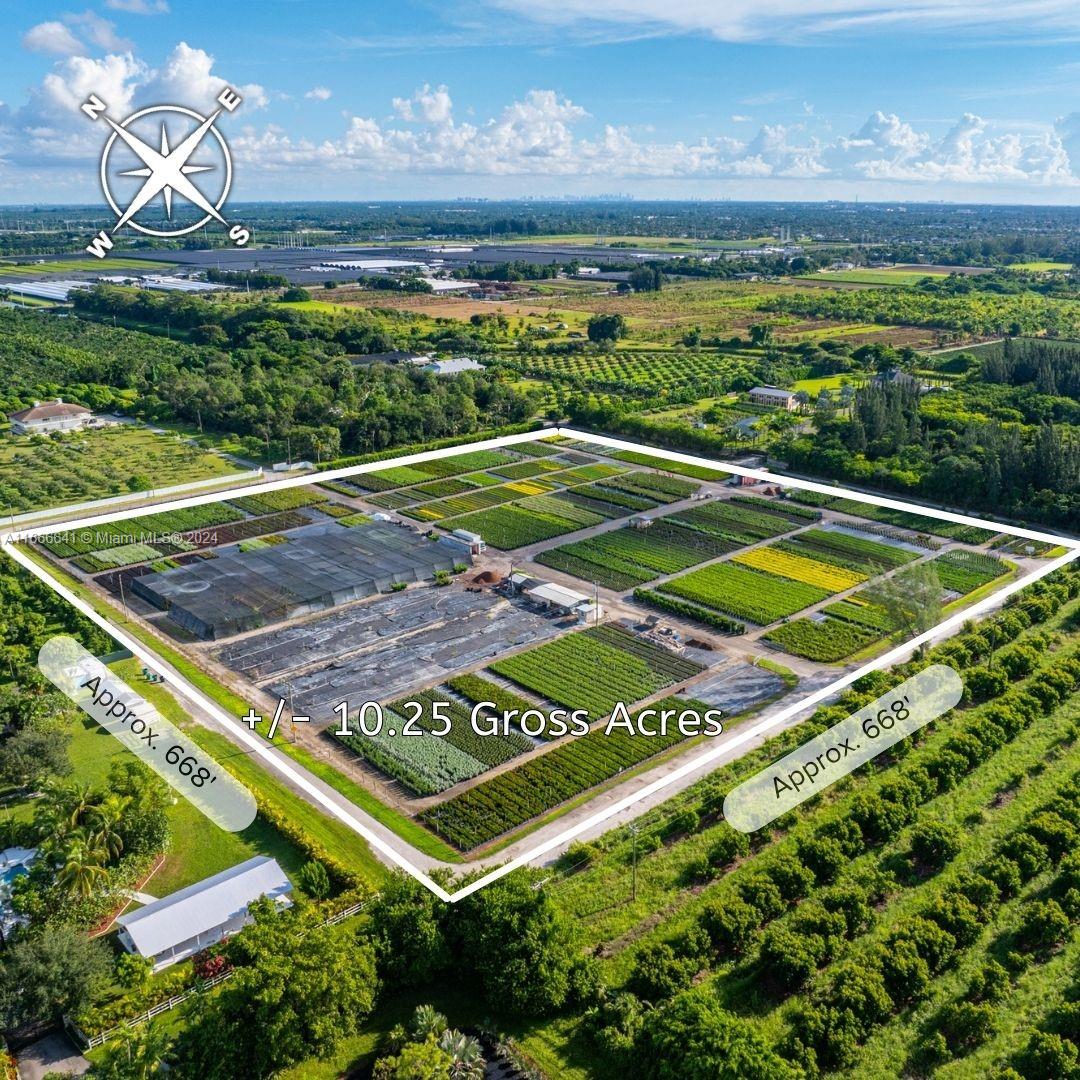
left=1010, top=260, right=1072, bottom=271
left=0, top=424, right=240, bottom=515
left=106, top=659, right=313, bottom=895
left=790, top=373, right=866, bottom=394
left=805, top=268, right=952, bottom=286
left=0, top=257, right=173, bottom=276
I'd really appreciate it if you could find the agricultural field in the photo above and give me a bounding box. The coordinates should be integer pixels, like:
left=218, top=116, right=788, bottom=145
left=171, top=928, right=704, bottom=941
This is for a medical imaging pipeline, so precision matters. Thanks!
left=491, top=623, right=703, bottom=721
left=421, top=695, right=701, bottom=850
left=931, top=549, right=1011, bottom=594
left=0, top=257, right=173, bottom=276
left=336, top=719, right=485, bottom=797
left=607, top=449, right=730, bottom=481
left=348, top=448, right=522, bottom=492
left=443, top=500, right=598, bottom=549
left=0, top=424, right=240, bottom=515
left=228, top=487, right=329, bottom=515
left=790, top=490, right=1000, bottom=544
left=658, top=560, right=831, bottom=624
left=731, top=545, right=868, bottom=591
left=777, top=527, right=920, bottom=573
left=804, top=267, right=953, bottom=286
left=502, top=348, right=763, bottom=398
left=518, top=572, right=1080, bottom=1079
left=37, top=502, right=246, bottom=557
left=763, top=613, right=878, bottom=661
left=536, top=518, right=744, bottom=589
left=534, top=492, right=817, bottom=590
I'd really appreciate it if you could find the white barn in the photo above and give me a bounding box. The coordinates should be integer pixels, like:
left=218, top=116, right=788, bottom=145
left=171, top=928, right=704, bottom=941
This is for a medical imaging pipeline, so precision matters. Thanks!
left=116, top=856, right=292, bottom=970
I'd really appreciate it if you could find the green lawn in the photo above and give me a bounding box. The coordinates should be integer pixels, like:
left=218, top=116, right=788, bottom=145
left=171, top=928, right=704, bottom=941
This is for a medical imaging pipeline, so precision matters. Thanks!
left=805, top=268, right=951, bottom=286
left=1010, top=260, right=1072, bottom=271
left=106, top=658, right=314, bottom=895
left=0, top=257, right=173, bottom=276
left=790, top=373, right=866, bottom=394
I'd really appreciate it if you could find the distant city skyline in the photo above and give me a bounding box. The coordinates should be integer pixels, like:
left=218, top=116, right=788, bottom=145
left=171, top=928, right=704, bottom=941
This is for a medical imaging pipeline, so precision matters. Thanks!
left=2, top=0, right=1079, bottom=205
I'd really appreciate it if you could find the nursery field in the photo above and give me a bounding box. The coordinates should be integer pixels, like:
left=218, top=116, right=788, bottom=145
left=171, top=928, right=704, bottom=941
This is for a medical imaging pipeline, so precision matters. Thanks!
left=731, top=545, right=868, bottom=592
left=227, top=487, right=329, bottom=515
left=332, top=683, right=537, bottom=796
left=536, top=518, right=745, bottom=590
left=443, top=500, right=599, bottom=549
left=335, top=718, right=485, bottom=797
left=776, top=527, right=920, bottom=573
left=490, top=623, right=703, bottom=722
left=931, top=549, right=1011, bottom=594
left=790, top=490, right=999, bottom=544
left=534, top=493, right=818, bottom=590
left=37, top=501, right=246, bottom=557
left=658, top=560, right=831, bottom=624
left=0, top=424, right=239, bottom=515
left=421, top=695, right=706, bottom=850
left=764, top=613, right=878, bottom=661
left=606, top=449, right=730, bottom=482
left=347, top=448, right=523, bottom=492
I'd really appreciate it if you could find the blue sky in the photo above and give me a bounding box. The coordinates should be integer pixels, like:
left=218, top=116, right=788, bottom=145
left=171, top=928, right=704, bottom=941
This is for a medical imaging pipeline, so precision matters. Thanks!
left=2, top=0, right=1080, bottom=203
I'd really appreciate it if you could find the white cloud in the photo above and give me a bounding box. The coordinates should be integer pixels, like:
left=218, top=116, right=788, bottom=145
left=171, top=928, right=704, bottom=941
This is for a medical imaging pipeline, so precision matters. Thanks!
left=105, top=0, right=169, bottom=11
left=68, top=11, right=132, bottom=52
left=3, top=41, right=265, bottom=169
left=825, top=110, right=1073, bottom=185
left=393, top=83, right=454, bottom=124
left=228, top=88, right=1078, bottom=191
left=305, top=86, right=332, bottom=101
left=151, top=42, right=267, bottom=113
left=23, top=12, right=132, bottom=57
left=2, top=47, right=1078, bottom=197
left=22, top=21, right=86, bottom=56
left=486, top=0, right=1080, bottom=43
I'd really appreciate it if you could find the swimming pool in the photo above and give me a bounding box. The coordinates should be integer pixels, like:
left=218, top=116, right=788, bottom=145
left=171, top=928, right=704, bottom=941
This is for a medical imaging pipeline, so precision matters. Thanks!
left=1, top=864, right=28, bottom=887
left=0, top=848, right=36, bottom=936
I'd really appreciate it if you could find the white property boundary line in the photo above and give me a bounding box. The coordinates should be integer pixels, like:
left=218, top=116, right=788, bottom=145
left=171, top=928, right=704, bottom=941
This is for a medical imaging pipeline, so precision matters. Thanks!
left=3, top=428, right=1079, bottom=903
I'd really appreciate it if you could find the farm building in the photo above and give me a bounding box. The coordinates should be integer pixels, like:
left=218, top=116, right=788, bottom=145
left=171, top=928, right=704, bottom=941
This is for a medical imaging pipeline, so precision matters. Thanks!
left=116, top=856, right=291, bottom=970
left=8, top=399, right=93, bottom=434
left=524, top=580, right=600, bottom=620
left=443, top=528, right=487, bottom=556
left=422, top=357, right=484, bottom=376
left=351, top=350, right=433, bottom=366
left=748, top=386, right=797, bottom=410
left=132, top=522, right=461, bottom=639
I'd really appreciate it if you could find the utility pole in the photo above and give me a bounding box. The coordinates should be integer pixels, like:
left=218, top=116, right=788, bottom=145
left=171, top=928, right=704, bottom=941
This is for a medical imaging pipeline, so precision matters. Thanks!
left=629, top=823, right=639, bottom=901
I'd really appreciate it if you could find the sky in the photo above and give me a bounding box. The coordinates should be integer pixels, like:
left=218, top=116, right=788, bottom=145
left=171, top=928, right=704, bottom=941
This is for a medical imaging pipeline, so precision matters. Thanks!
left=1, top=0, right=1080, bottom=205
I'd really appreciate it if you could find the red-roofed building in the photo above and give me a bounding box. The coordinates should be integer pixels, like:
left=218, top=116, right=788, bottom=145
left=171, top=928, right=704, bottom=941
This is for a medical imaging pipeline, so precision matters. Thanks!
left=8, top=399, right=92, bottom=435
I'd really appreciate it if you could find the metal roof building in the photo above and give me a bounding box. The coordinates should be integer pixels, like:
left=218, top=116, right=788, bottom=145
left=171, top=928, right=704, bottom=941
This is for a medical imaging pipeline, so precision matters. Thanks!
left=422, top=357, right=484, bottom=376
left=116, top=856, right=292, bottom=970
left=132, top=522, right=461, bottom=639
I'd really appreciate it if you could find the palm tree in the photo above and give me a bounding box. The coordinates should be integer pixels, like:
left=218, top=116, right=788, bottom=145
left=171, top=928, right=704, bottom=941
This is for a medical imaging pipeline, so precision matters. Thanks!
left=439, top=1029, right=485, bottom=1080
left=89, top=793, right=130, bottom=862
left=36, top=780, right=95, bottom=853
left=56, top=832, right=108, bottom=898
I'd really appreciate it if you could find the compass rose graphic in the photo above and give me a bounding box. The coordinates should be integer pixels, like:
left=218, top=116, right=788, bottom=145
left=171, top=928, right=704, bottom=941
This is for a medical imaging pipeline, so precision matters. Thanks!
left=81, top=86, right=250, bottom=256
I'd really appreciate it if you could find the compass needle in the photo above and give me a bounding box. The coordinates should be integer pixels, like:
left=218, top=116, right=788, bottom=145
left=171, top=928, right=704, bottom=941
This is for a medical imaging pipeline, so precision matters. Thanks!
left=88, top=93, right=245, bottom=247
